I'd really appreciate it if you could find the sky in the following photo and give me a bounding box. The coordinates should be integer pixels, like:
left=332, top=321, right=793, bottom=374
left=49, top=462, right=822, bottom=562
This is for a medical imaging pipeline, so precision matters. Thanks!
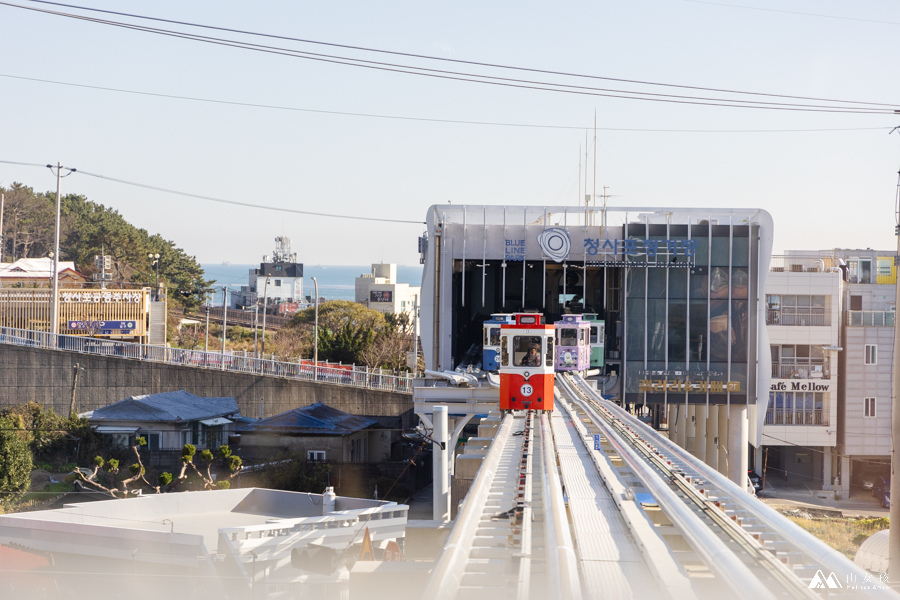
left=1, top=0, right=899, bottom=266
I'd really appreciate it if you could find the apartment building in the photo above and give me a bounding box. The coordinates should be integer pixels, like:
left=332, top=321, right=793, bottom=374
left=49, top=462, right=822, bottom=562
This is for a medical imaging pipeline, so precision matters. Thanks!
left=762, top=253, right=841, bottom=490
left=761, top=249, right=896, bottom=494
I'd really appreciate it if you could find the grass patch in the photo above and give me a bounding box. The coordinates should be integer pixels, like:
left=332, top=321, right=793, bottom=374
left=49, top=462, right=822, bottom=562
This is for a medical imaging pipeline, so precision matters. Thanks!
left=18, top=482, right=73, bottom=507
left=784, top=515, right=889, bottom=558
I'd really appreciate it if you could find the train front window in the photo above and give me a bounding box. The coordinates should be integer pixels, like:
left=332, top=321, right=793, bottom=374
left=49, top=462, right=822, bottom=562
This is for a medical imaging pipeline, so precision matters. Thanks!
left=489, top=327, right=501, bottom=346
left=546, top=337, right=554, bottom=367
left=514, top=336, right=543, bottom=367
left=559, top=328, right=577, bottom=347
left=590, top=326, right=598, bottom=344
left=500, top=337, right=509, bottom=366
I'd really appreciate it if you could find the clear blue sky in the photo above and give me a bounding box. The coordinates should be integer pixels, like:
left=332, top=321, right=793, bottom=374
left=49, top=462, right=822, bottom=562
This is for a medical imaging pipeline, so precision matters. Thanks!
left=1, top=0, right=898, bottom=265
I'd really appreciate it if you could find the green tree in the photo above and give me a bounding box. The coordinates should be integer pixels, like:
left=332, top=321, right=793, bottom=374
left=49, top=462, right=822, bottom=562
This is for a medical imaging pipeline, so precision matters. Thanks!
left=0, top=414, right=33, bottom=507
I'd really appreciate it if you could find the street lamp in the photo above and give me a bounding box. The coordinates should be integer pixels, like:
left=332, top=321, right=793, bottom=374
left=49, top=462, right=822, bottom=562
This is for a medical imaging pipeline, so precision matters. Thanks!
left=148, top=253, right=160, bottom=300
left=312, top=277, right=318, bottom=381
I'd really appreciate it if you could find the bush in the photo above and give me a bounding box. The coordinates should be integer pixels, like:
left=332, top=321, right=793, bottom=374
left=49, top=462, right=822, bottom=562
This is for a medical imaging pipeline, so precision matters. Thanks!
left=0, top=415, right=33, bottom=506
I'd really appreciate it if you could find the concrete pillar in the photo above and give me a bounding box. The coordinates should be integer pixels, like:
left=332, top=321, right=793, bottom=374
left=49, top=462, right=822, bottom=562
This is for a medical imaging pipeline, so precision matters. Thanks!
left=667, top=404, right=678, bottom=442
left=705, top=405, right=718, bottom=470
left=675, top=404, right=687, bottom=449
left=840, top=455, right=851, bottom=494
left=727, top=404, right=749, bottom=488
left=823, top=446, right=832, bottom=490
left=717, top=405, right=728, bottom=477
left=432, top=406, right=450, bottom=522
left=685, top=405, right=697, bottom=456
left=694, top=406, right=707, bottom=461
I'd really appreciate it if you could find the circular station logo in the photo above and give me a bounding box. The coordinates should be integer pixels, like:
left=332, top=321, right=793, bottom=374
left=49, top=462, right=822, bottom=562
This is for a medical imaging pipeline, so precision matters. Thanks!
left=537, top=228, right=571, bottom=262
left=520, top=384, right=534, bottom=397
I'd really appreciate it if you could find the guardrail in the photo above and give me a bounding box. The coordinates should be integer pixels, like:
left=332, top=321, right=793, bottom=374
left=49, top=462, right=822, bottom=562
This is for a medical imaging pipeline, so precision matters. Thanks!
left=0, top=326, right=414, bottom=394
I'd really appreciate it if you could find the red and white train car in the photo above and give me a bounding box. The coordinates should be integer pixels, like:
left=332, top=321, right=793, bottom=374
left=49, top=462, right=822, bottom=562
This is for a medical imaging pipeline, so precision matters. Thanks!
left=499, top=313, right=555, bottom=412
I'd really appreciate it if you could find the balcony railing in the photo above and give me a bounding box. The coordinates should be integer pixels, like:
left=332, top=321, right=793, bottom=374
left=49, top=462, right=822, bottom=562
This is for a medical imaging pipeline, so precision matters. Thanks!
left=0, top=326, right=415, bottom=394
left=764, top=409, right=828, bottom=426
left=771, top=362, right=829, bottom=379
left=847, top=310, right=895, bottom=328
left=769, top=255, right=841, bottom=273
left=766, top=307, right=829, bottom=327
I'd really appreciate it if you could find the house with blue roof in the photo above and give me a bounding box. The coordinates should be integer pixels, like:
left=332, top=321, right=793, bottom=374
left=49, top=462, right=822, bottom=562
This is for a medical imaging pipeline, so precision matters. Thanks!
left=238, top=402, right=391, bottom=463
left=86, top=390, right=241, bottom=451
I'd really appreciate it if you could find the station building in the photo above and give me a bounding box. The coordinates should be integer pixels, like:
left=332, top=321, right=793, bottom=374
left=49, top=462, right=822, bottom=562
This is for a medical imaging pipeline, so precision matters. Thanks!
left=418, top=205, right=774, bottom=485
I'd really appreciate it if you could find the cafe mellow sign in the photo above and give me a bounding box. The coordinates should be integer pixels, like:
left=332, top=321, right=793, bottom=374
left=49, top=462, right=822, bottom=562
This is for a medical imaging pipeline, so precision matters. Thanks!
left=770, top=379, right=832, bottom=393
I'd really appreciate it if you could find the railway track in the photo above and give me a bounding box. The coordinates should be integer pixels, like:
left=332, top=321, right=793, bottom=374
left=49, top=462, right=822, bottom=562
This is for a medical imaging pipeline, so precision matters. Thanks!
left=557, top=373, right=894, bottom=600
left=425, top=411, right=580, bottom=600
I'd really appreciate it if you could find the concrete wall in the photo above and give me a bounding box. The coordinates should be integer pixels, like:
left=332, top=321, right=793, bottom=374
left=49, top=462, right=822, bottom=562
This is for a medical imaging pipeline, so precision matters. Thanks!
left=0, top=344, right=414, bottom=425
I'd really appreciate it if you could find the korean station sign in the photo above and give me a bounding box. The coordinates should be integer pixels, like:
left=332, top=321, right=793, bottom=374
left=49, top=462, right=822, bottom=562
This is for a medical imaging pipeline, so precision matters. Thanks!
left=639, top=379, right=741, bottom=393
left=68, top=320, right=136, bottom=331
left=503, top=230, right=697, bottom=267
left=61, top=291, right=144, bottom=304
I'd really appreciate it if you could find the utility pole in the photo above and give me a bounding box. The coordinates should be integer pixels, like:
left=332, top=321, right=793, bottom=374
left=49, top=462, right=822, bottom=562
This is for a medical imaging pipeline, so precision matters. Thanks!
left=47, top=163, right=76, bottom=338
left=261, top=276, right=270, bottom=356
left=0, top=193, right=5, bottom=264
left=220, top=286, right=229, bottom=369
left=313, top=277, right=319, bottom=381
left=889, top=150, right=900, bottom=584
left=69, top=363, right=84, bottom=416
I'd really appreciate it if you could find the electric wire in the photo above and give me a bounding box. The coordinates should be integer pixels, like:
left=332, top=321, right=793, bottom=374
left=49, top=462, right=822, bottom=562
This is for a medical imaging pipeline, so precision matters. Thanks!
left=2, top=1, right=899, bottom=114
left=17, top=0, right=900, bottom=109
left=1, top=73, right=890, bottom=134
left=0, top=160, right=425, bottom=225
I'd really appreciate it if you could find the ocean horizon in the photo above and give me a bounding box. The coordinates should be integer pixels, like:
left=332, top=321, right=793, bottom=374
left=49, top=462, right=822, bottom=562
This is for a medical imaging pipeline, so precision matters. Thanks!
left=201, top=263, right=424, bottom=305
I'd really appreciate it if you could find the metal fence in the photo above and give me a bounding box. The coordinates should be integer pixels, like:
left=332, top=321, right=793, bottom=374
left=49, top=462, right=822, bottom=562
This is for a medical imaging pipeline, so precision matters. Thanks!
left=847, top=310, right=895, bottom=328
left=764, top=409, right=828, bottom=426
left=0, top=326, right=414, bottom=394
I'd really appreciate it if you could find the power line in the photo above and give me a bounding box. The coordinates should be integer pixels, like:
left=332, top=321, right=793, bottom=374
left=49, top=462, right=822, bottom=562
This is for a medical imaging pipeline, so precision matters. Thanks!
left=3, top=1, right=899, bottom=114
left=16, top=0, right=900, bottom=109
left=0, top=73, right=891, bottom=134
left=0, top=160, right=425, bottom=225
left=683, top=0, right=900, bottom=27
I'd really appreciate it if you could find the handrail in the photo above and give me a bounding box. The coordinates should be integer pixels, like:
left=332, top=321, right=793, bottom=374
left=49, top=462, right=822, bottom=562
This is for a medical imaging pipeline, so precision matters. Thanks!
left=0, top=326, right=414, bottom=394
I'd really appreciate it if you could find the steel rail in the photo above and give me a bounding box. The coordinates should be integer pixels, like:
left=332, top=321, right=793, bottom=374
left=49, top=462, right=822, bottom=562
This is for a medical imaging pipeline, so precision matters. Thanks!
left=573, top=376, right=900, bottom=600
left=556, top=375, right=778, bottom=600
left=565, top=375, right=815, bottom=599
left=423, top=413, right=515, bottom=600
left=539, top=411, right=583, bottom=600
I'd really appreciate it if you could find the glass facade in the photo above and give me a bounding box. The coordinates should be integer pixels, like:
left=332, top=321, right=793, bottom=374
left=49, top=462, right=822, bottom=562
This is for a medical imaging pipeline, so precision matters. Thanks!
left=624, top=223, right=758, bottom=406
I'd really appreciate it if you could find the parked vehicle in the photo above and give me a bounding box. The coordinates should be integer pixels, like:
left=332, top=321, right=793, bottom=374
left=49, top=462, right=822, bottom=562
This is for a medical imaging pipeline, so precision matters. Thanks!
left=748, top=470, right=763, bottom=496
left=873, top=475, right=891, bottom=508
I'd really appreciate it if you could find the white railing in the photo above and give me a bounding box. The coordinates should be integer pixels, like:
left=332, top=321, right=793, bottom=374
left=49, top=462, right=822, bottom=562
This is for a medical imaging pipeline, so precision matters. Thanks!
left=847, top=310, right=895, bottom=328
left=0, top=326, right=414, bottom=394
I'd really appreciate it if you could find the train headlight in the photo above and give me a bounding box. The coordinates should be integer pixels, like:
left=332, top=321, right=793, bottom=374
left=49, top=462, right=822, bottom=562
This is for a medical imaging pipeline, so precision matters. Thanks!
left=524, top=371, right=531, bottom=379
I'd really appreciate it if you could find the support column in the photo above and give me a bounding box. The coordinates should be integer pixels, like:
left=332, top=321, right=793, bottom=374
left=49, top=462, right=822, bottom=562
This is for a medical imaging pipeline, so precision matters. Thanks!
left=840, top=455, right=851, bottom=494
left=823, top=446, right=833, bottom=490
left=727, top=404, right=749, bottom=488
left=667, top=404, right=678, bottom=442
left=685, top=405, right=697, bottom=456
left=705, top=405, right=718, bottom=471
left=432, top=406, right=450, bottom=522
left=694, top=406, right=707, bottom=461
left=675, top=404, right=687, bottom=449
left=717, top=406, right=728, bottom=477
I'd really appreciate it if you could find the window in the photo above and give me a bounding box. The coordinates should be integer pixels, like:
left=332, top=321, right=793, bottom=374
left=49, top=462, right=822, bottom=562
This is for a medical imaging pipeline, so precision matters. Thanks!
left=559, top=328, right=578, bottom=346
left=878, top=258, right=893, bottom=277
left=308, top=450, right=326, bottom=461
left=146, top=433, right=160, bottom=450
left=865, top=397, right=876, bottom=418
left=545, top=337, right=554, bottom=367
left=865, top=344, right=877, bottom=365
left=274, top=279, right=282, bottom=287
left=514, top=335, right=543, bottom=366
left=850, top=295, right=862, bottom=311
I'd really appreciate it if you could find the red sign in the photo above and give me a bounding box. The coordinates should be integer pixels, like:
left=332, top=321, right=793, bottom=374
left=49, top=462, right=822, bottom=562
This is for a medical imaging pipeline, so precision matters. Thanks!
left=382, top=540, right=403, bottom=562
left=278, top=302, right=300, bottom=315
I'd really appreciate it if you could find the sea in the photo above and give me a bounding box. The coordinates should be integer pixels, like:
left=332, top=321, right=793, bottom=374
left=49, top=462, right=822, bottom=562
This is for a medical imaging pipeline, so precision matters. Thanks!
left=200, top=263, right=424, bottom=305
